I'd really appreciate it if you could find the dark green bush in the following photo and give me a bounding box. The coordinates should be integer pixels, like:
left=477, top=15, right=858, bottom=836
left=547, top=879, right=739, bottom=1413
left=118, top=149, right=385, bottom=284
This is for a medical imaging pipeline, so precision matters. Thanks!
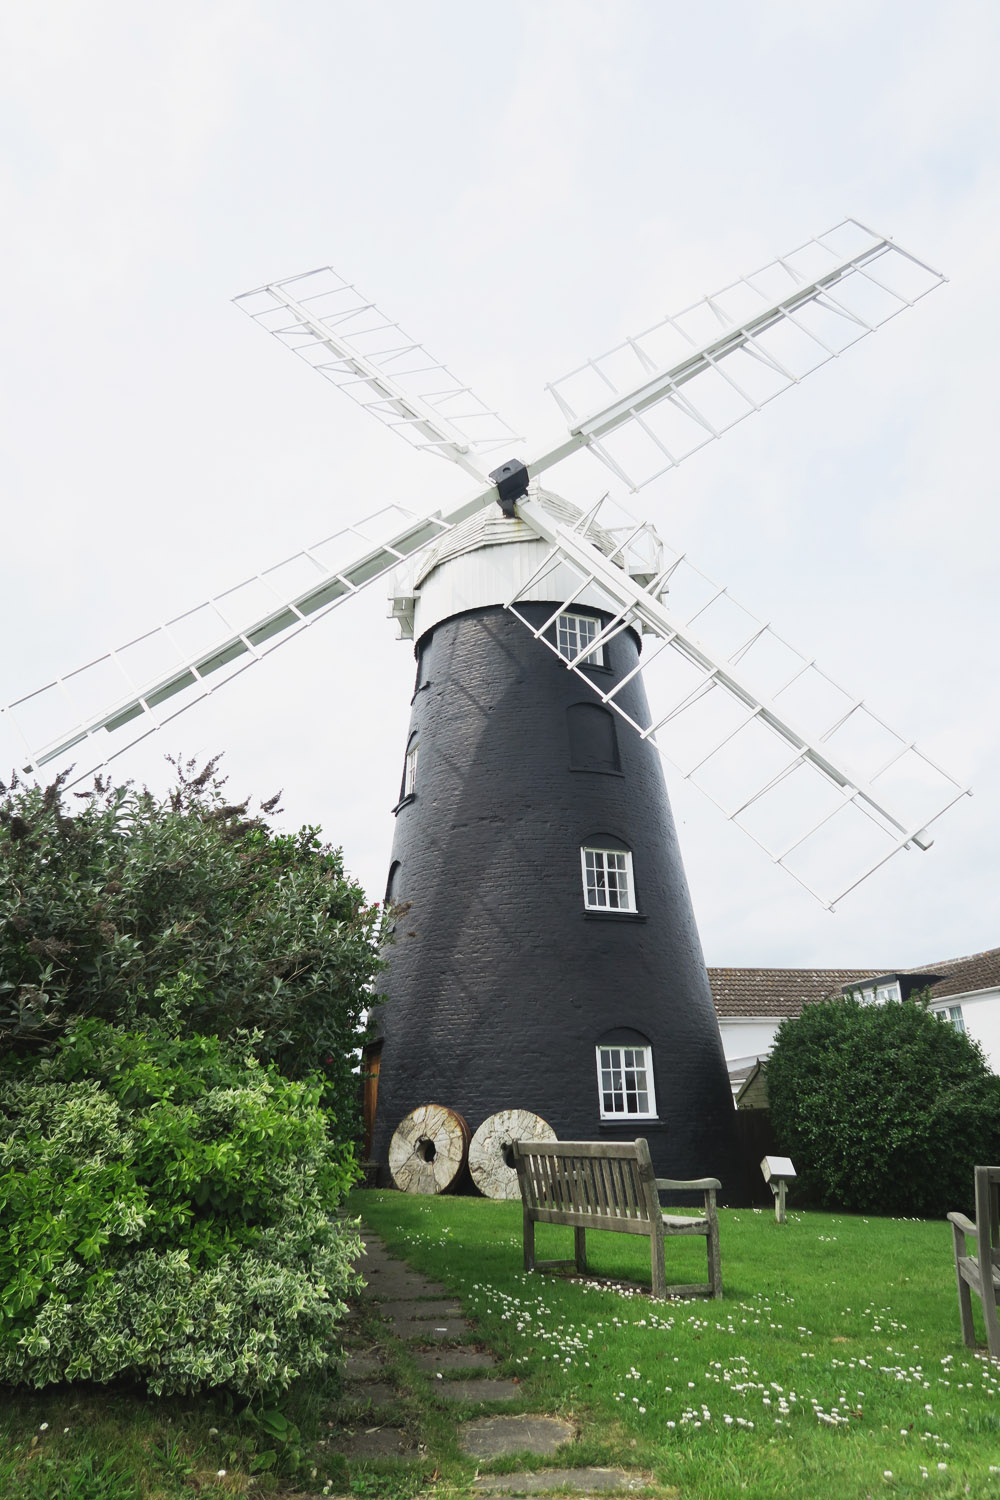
left=0, top=1021, right=362, bottom=1395
left=0, top=759, right=387, bottom=1129
left=766, top=991, right=1000, bottom=1216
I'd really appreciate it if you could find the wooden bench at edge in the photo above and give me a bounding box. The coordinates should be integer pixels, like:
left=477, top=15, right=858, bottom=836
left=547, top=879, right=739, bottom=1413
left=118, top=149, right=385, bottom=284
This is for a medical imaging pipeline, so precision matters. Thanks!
left=512, top=1137, right=722, bottom=1300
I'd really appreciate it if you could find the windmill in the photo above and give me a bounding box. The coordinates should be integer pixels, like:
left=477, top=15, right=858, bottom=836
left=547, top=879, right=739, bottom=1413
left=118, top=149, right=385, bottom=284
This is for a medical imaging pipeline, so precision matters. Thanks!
left=1, top=221, right=968, bottom=1197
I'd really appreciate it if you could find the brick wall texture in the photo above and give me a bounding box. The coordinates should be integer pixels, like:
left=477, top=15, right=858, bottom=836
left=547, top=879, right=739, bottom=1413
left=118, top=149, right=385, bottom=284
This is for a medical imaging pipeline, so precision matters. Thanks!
left=370, top=601, right=739, bottom=1195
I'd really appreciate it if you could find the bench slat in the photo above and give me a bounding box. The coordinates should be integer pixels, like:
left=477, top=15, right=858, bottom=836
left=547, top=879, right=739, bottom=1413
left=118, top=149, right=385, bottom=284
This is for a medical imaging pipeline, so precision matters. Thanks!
left=528, top=1205, right=656, bottom=1235
left=661, top=1214, right=711, bottom=1235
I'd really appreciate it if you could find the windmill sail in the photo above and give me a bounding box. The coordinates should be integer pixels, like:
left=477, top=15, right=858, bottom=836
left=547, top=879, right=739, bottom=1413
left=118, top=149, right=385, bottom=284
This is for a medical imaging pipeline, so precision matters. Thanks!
left=234, top=267, right=518, bottom=480
left=543, top=220, right=945, bottom=492
left=507, top=493, right=968, bottom=909
left=1, top=505, right=465, bottom=782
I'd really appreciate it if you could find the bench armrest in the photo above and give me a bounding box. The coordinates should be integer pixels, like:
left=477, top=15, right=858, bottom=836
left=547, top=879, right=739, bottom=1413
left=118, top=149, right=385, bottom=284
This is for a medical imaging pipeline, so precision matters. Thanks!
left=656, top=1177, right=722, bottom=1192
left=947, top=1211, right=977, bottom=1236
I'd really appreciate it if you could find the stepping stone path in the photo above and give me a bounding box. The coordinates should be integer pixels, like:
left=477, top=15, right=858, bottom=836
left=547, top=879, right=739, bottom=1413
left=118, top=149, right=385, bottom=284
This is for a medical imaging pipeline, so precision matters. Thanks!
left=333, top=1231, right=653, bottom=1494
left=473, top=1470, right=655, bottom=1495
left=459, top=1414, right=575, bottom=1459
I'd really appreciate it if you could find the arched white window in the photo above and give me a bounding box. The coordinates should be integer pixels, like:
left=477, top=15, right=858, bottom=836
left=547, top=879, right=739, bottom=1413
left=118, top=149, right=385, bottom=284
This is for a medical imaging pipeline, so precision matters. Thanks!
left=596, top=1032, right=656, bottom=1120
left=581, top=843, right=635, bottom=912
left=404, top=738, right=418, bottom=797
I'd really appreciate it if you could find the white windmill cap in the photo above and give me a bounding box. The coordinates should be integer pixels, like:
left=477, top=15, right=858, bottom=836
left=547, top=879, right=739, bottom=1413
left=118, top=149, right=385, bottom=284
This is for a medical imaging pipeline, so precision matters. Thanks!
left=389, top=485, right=648, bottom=643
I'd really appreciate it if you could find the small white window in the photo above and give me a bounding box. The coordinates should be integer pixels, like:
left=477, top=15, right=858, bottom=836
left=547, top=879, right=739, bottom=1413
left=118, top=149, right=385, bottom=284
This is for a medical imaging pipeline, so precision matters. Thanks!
left=557, top=612, right=604, bottom=667
left=597, top=1045, right=656, bottom=1119
left=404, top=740, right=418, bottom=797
left=935, top=1005, right=966, bottom=1033
left=581, top=846, right=635, bottom=912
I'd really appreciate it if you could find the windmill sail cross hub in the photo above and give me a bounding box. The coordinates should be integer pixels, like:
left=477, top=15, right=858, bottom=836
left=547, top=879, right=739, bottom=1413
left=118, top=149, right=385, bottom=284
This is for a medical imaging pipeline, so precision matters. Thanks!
left=1, top=219, right=962, bottom=912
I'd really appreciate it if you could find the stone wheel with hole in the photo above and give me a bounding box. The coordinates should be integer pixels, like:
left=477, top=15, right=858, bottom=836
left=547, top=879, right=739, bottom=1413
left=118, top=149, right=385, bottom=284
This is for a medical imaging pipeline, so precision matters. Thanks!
left=388, top=1104, right=470, bottom=1194
left=468, top=1109, right=557, bottom=1199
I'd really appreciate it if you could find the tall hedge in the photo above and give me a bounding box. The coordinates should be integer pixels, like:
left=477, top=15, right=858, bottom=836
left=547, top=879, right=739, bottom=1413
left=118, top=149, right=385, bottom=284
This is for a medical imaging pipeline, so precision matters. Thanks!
left=766, top=991, right=1000, bottom=1217
left=0, top=759, right=387, bottom=1126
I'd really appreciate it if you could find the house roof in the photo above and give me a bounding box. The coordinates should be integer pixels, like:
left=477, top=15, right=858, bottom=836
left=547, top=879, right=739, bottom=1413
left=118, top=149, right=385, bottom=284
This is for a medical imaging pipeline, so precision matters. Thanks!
left=708, top=967, right=882, bottom=1018
left=708, top=947, right=1000, bottom=1020
left=914, top=947, right=1000, bottom=1001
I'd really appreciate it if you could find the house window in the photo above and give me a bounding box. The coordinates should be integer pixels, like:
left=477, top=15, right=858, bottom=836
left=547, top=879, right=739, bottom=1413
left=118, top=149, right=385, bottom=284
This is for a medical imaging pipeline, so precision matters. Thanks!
left=935, top=1005, right=966, bottom=1033
left=404, top=739, right=418, bottom=797
left=557, top=612, right=604, bottom=667
left=581, top=845, right=635, bottom=912
left=597, top=1044, right=656, bottom=1119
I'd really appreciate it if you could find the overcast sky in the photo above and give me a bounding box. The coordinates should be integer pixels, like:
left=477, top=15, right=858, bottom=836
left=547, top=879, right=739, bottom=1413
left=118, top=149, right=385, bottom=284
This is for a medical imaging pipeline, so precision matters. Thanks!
left=2, top=1, right=998, bottom=970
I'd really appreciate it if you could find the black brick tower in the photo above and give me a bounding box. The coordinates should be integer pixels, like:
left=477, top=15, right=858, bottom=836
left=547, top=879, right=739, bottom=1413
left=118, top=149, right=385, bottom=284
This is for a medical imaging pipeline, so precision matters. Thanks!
left=369, top=497, right=737, bottom=1194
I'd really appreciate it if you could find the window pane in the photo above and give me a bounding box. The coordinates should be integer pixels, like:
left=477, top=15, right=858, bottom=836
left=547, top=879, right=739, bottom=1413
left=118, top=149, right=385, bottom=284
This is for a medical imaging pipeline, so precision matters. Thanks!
left=557, top=613, right=602, bottom=667
left=582, top=846, right=634, bottom=912
left=596, top=1044, right=653, bottom=1118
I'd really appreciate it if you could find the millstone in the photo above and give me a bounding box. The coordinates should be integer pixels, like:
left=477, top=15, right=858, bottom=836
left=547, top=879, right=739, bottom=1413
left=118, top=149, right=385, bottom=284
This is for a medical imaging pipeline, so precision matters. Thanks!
left=388, top=1103, right=470, bottom=1194
left=468, top=1109, right=556, bottom=1199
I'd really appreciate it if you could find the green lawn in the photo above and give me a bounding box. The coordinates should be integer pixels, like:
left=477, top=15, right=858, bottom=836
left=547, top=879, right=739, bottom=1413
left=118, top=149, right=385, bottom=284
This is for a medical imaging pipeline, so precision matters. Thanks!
left=357, top=1190, right=1000, bottom=1500
left=0, top=1191, right=997, bottom=1499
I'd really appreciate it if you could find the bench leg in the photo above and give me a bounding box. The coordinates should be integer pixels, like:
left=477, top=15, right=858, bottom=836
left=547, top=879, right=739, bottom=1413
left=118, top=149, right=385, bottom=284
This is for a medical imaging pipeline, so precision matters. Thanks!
left=707, top=1220, right=723, bottom=1299
left=574, top=1227, right=587, bottom=1275
left=982, top=1266, right=1000, bottom=1360
left=523, top=1207, right=536, bottom=1274
left=650, top=1228, right=667, bottom=1300
left=951, top=1222, right=975, bottom=1350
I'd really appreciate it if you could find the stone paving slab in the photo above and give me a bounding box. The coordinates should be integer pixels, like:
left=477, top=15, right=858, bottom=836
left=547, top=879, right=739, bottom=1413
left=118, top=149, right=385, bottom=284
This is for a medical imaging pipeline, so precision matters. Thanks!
left=392, top=1315, right=474, bottom=1339
left=459, top=1415, right=575, bottom=1459
left=430, top=1376, right=520, bottom=1403
left=341, top=1351, right=384, bottom=1378
left=329, top=1426, right=420, bottom=1460
left=334, top=1381, right=399, bottom=1410
left=377, top=1298, right=462, bottom=1319
left=413, top=1347, right=499, bottom=1372
left=364, top=1271, right=451, bottom=1298
left=472, top=1469, right=654, bottom=1495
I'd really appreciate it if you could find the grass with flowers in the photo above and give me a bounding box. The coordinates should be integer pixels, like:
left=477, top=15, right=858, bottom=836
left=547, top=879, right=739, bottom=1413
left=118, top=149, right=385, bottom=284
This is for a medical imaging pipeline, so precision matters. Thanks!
left=355, top=1189, right=1000, bottom=1500
left=1, top=1192, right=998, bottom=1499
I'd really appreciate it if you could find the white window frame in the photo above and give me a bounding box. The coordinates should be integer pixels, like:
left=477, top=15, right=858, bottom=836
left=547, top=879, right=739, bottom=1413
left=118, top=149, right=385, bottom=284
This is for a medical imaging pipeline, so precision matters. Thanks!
left=596, top=1044, right=657, bottom=1120
left=934, top=1004, right=966, bottom=1033
left=581, top=845, right=635, bottom=912
left=404, top=739, right=418, bottom=797
left=557, top=612, right=604, bottom=668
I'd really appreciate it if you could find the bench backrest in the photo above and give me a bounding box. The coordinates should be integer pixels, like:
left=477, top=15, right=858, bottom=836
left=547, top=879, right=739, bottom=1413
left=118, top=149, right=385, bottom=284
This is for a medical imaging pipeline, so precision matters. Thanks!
left=975, top=1165, right=1000, bottom=1270
left=513, top=1138, right=660, bottom=1237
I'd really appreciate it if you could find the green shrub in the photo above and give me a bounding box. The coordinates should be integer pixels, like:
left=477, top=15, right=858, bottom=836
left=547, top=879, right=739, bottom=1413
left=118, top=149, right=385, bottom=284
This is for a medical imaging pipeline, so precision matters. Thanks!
left=0, top=760, right=387, bottom=1133
left=766, top=991, right=1000, bottom=1216
left=0, top=1021, right=362, bottom=1396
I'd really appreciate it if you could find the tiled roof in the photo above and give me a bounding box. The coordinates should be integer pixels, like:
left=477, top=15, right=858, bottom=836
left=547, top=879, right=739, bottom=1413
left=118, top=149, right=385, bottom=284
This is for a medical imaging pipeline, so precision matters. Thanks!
left=708, top=967, right=882, bottom=1018
left=709, top=947, right=1000, bottom=1019
left=912, top=947, right=1000, bottom=1001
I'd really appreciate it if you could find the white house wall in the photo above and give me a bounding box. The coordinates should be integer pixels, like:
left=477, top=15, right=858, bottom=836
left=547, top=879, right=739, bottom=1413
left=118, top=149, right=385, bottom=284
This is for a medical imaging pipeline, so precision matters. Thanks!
left=718, top=991, right=1000, bottom=1090
left=719, top=1017, right=782, bottom=1065
left=935, top=988, right=1000, bottom=1073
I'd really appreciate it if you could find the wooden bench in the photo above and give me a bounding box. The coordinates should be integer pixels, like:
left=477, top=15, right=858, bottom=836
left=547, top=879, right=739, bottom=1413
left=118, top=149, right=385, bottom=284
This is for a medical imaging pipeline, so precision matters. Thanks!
left=512, top=1137, right=722, bottom=1299
left=948, top=1164, right=1000, bottom=1360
